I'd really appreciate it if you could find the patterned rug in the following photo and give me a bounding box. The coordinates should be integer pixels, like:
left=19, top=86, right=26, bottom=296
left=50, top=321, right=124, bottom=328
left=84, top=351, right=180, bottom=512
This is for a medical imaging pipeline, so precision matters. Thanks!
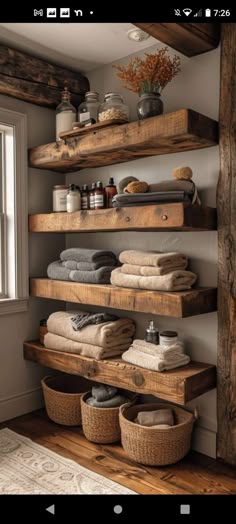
left=0, top=428, right=135, bottom=495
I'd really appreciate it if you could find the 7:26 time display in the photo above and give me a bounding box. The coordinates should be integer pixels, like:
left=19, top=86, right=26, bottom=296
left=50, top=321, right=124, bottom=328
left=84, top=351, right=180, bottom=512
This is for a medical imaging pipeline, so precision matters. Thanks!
left=213, top=9, right=231, bottom=16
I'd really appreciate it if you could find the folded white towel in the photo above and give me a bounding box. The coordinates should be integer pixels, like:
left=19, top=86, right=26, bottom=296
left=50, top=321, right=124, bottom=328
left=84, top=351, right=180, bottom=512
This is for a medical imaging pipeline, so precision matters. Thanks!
left=132, top=339, right=185, bottom=358
left=122, top=348, right=190, bottom=372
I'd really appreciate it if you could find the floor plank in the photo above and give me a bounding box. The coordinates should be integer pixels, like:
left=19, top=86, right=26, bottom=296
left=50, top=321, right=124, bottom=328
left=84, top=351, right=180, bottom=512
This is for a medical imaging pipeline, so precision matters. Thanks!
left=2, top=410, right=236, bottom=495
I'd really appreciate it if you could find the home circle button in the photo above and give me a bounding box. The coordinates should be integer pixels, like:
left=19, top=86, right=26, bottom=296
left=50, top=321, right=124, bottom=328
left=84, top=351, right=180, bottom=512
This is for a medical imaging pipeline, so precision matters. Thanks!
left=113, top=505, right=123, bottom=514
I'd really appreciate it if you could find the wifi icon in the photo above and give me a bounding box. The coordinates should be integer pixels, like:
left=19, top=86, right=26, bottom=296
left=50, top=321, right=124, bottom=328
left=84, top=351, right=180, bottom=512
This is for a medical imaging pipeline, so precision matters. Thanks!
left=183, top=8, right=192, bottom=16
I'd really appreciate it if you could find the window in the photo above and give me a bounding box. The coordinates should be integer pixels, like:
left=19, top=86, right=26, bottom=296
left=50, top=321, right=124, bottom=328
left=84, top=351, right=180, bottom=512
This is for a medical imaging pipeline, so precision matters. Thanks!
left=0, top=108, right=28, bottom=314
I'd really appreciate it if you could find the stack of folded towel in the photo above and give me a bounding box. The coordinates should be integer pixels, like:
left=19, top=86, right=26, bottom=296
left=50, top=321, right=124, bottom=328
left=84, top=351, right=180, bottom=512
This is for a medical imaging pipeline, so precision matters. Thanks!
left=47, top=248, right=118, bottom=284
left=122, top=339, right=190, bottom=372
left=44, top=310, right=135, bottom=360
left=86, top=384, right=129, bottom=408
left=110, top=250, right=197, bottom=292
left=135, top=408, right=175, bottom=429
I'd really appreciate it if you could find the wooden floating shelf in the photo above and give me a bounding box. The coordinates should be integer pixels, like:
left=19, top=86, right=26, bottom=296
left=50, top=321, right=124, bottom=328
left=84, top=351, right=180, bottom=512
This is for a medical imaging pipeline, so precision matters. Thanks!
left=24, top=341, right=216, bottom=405
left=29, top=204, right=217, bottom=233
left=134, top=23, right=220, bottom=57
left=30, top=278, right=217, bottom=318
left=28, top=109, right=218, bottom=172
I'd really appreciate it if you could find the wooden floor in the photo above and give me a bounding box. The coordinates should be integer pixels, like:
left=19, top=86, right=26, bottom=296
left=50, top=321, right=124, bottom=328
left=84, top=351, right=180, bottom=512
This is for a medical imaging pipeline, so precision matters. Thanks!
left=2, top=409, right=236, bottom=495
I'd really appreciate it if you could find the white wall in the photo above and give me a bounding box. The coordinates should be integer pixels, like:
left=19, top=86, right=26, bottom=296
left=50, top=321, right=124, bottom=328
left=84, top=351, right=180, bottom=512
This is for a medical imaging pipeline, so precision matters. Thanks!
left=66, top=44, right=220, bottom=457
left=0, top=94, right=65, bottom=422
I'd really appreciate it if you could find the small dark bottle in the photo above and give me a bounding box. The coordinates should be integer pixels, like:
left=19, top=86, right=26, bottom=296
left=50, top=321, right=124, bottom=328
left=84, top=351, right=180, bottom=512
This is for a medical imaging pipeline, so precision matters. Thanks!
left=145, top=320, right=159, bottom=345
left=81, top=184, right=89, bottom=210
left=105, top=177, right=117, bottom=208
left=94, top=181, right=105, bottom=209
left=89, top=182, right=96, bottom=210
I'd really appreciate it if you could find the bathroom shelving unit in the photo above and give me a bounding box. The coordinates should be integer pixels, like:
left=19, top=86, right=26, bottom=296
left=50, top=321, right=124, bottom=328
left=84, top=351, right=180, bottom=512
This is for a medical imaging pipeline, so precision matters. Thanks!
left=24, top=30, right=220, bottom=418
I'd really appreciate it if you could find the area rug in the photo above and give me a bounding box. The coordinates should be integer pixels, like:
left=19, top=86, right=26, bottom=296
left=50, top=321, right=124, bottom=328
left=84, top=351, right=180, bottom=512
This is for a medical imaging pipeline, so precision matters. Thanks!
left=0, top=428, right=135, bottom=495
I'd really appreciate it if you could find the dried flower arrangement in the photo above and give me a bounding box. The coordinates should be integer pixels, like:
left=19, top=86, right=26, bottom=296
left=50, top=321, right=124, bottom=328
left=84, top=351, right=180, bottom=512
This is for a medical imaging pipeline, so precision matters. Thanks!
left=113, top=47, right=181, bottom=95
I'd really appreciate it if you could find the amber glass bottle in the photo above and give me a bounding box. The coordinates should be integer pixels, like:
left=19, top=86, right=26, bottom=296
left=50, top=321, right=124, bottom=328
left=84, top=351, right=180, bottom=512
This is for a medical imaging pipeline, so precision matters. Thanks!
left=105, top=177, right=117, bottom=208
left=81, top=184, right=89, bottom=210
left=89, top=183, right=96, bottom=209
left=94, top=181, right=105, bottom=209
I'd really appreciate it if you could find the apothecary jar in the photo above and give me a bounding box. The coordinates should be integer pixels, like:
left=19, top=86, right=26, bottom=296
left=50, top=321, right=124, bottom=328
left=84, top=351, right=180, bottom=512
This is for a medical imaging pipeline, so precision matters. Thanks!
left=98, top=93, right=129, bottom=122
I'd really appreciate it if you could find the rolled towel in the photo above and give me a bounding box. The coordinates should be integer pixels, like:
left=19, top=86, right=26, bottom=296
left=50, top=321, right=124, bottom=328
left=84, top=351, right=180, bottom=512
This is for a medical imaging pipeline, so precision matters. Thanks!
left=92, top=384, right=118, bottom=402
left=70, top=266, right=113, bottom=284
left=44, top=332, right=129, bottom=360
left=47, top=260, right=70, bottom=281
left=136, top=409, right=174, bottom=427
left=119, top=250, right=188, bottom=269
left=86, top=395, right=128, bottom=408
left=122, top=348, right=190, bottom=372
left=121, top=262, right=188, bottom=276
left=47, top=311, right=135, bottom=349
left=62, top=259, right=117, bottom=270
left=111, top=267, right=197, bottom=292
left=60, top=248, right=116, bottom=263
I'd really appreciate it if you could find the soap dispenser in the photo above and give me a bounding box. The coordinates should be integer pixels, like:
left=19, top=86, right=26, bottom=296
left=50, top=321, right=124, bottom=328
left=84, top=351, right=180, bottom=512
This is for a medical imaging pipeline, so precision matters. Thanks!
left=145, top=320, right=159, bottom=345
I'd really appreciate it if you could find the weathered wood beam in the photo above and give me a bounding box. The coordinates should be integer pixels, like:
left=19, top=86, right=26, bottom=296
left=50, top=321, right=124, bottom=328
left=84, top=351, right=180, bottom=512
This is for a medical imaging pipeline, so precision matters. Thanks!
left=28, top=109, right=219, bottom=172
left=217, top=23, right=236, bottom=466
left=30, top=278, right=217, bottom=318
left=23, top=342, right=216, bottom=405
left=0, top=44, right=89, bottom=108
left=134, top=23, right=220, bottom=57
left=28, top=204, right=217, bottom=233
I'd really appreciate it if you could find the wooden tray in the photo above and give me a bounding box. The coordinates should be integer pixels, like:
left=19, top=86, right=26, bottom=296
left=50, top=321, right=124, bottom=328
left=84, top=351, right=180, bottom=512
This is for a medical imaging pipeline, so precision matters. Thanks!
left=59, top=119, right=127, bottom=140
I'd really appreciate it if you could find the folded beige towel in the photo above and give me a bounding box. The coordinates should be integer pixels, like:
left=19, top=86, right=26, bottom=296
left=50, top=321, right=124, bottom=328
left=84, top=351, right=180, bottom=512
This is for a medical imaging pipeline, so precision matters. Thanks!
left=122, top=348, right=190, bottom=372
left=44, top=332, right=127, bottom=360
left=47, top=311, right=135, bottom=349
left=132, top=339, right=185, bottom=358
left=136, top=409, right=174, bottom=427
left=111, top=268, right=197, bottom=292
left=121, top=261, right=188, bottom=277
left=119, top=250, right=188, bottom=269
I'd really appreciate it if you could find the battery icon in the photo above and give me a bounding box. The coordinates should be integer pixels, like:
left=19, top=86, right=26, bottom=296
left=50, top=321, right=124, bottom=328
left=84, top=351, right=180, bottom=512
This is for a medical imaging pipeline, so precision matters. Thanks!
left=205, top=8, right=211, bottom=17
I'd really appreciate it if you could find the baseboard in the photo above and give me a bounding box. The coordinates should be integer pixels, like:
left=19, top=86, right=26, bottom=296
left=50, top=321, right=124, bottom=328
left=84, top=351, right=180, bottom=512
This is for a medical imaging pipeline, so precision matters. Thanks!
left=0, top=388, right=44, bottom=423
left=192, top=425, right=216, bottom=458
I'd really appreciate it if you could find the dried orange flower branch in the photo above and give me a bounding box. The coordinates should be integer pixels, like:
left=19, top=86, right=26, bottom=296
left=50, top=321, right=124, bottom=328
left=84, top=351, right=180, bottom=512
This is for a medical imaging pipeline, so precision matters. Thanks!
left=113, top=47, right=181, bottom=95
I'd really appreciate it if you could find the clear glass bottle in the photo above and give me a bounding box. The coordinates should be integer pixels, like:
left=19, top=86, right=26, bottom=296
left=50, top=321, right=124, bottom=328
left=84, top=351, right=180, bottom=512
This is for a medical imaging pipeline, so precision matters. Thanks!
left=98, top=93, right=129, bottom=122
left=78, top=91, right=100, bottom=124
left=56, top=87, right=77, bottom=141
left=66, top=184, right=81, bottom=213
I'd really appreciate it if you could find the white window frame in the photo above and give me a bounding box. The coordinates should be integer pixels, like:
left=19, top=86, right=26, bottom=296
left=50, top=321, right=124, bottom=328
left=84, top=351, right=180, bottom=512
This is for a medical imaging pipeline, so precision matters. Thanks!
left=0, top=108, right=28, bottom=315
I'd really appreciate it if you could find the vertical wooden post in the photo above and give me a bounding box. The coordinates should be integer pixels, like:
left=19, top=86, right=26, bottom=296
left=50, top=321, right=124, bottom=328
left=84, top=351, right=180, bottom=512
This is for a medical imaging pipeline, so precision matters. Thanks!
left=217, top=23, right=236, bottom=465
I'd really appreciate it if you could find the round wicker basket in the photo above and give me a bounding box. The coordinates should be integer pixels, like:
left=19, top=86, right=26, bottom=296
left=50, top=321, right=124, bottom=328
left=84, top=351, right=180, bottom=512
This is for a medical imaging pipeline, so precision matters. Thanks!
left=42, top=374, right=91, bottom=426
left=81, top=390, right=138, bottom=444
left=119, top=402, right=196, bottom=466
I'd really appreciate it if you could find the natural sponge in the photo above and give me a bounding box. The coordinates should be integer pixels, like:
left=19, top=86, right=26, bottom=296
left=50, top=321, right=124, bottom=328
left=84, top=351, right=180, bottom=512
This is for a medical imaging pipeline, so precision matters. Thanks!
left=117, top=176, right=139, bottom=194
left=124, top=181, right=149, bottom=193
left=172, top=166, right=193, bottom=180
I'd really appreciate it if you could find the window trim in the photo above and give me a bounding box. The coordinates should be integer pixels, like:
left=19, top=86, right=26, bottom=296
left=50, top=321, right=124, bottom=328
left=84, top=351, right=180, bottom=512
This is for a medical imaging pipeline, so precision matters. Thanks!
left=0, top=108, right=28, bottom=315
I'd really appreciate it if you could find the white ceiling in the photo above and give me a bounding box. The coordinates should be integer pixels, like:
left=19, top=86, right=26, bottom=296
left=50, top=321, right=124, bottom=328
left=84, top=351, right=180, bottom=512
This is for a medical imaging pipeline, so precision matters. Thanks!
left=0, top=23, right=157, bottom=72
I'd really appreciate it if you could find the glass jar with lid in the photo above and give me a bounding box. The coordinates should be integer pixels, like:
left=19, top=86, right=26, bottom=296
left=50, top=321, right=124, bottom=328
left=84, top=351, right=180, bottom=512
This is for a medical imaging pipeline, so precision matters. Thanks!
left=98, top=93, right=129, bottom=123
left=56, top=87, right=76, bottom=141
left=78, top=91, right=100, bottom=124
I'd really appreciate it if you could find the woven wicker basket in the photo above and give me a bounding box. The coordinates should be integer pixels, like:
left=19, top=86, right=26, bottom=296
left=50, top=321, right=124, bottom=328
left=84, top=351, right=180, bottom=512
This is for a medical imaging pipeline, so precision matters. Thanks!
left=81, top=390, right=138, bottom=444
left=42, top=374, right=92, bottom=426
left=119, top=402, right=196, bottom=466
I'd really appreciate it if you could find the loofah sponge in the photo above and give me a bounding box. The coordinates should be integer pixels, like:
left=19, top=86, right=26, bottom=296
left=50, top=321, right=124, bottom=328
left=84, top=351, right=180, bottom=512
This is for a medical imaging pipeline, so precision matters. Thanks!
left=117, top=176, right=139, bottom=194
left=172, top=166, right=193, bottom=180
left=124, top=181, right=149, bottom=193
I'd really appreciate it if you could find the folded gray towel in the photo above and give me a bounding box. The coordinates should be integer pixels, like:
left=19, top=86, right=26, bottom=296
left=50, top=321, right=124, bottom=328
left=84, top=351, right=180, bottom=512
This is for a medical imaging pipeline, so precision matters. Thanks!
left=60, top=248, right=117, bottom=263
left=62, top=259, right=117, bottom=271
left=86, top=395, right=128, bottom=408
left=92, top=384, right=118, bottom=402
left=112, top=191, right=189, bottom=206
left=70, top=266, right=113, bottom=284
left=47, top=260, right=70, bottom=281
left=71, top=312, right=119, bottom=331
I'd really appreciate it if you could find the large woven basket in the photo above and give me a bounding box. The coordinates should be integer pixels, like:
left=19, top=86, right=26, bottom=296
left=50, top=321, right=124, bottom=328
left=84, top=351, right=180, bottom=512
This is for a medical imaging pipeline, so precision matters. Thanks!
left=119, top=402, right=196, bottom=466
left=42, top=374, right=92, bottom=426
left=81, top=390, right=138, bottom=444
